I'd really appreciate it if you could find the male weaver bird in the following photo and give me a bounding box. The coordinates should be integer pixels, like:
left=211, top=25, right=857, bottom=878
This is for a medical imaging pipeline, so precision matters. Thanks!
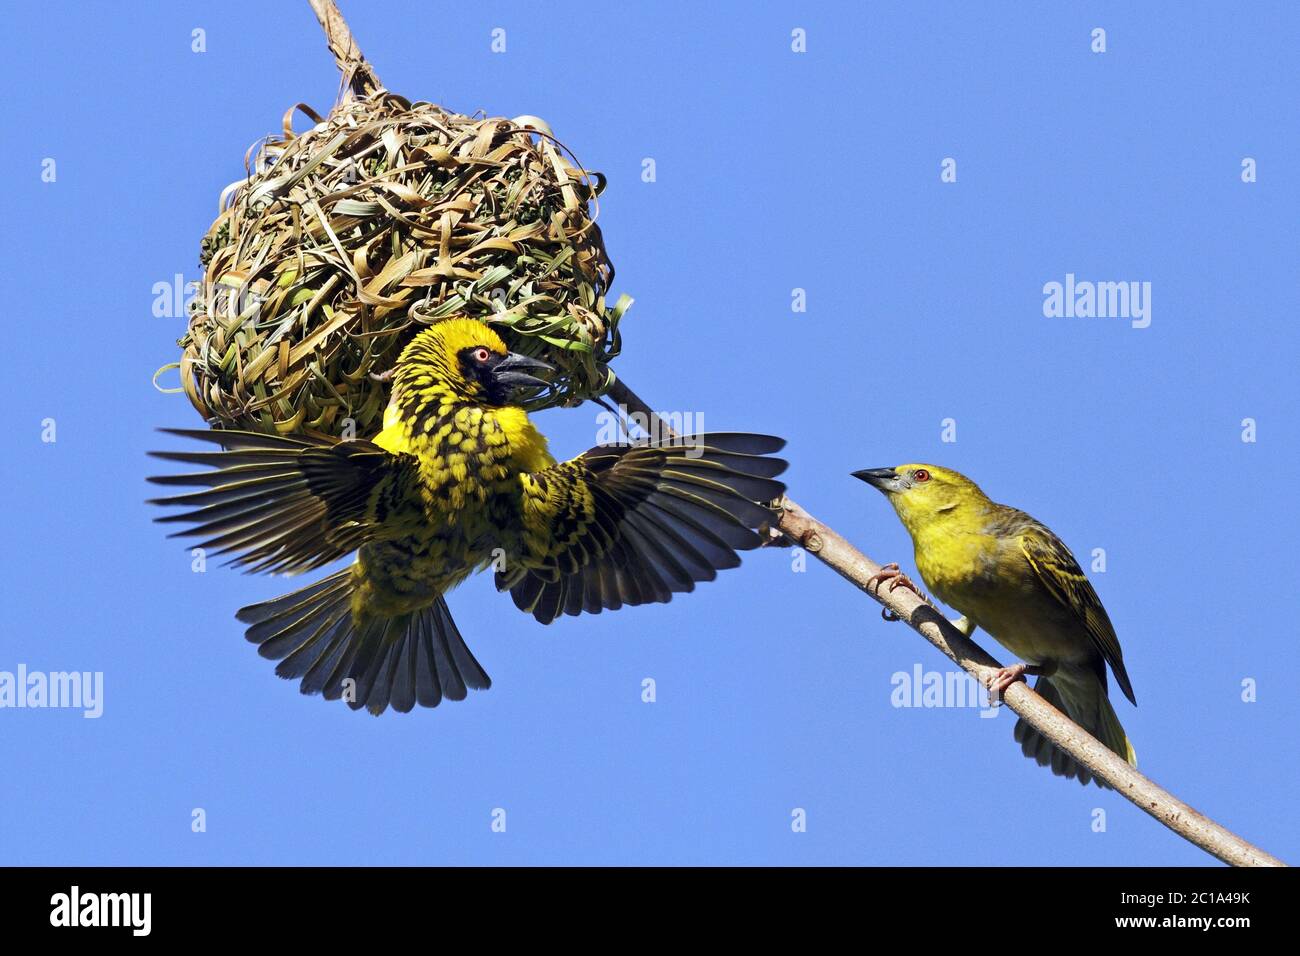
left=149, top=318, right=787, bottom=715
left=853, top=464, right=1136, bottom=788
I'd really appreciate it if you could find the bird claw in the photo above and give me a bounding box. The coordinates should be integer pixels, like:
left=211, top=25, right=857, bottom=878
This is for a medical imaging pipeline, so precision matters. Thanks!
left=866, top=563, right=929, bottom=621
left=986, top=663, right=1028, bottom=704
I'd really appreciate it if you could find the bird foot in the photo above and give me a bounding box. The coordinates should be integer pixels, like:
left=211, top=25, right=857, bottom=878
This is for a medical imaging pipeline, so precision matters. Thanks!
left=986, top=663, right=1028, bottom=702
left=985, top=661, right=1056, bottom=704
left=866, top=563, right=929, bottom=621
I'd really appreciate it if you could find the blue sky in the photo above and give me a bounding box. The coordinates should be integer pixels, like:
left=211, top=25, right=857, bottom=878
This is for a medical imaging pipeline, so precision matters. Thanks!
left=1, top=1, right=1296, bottom=865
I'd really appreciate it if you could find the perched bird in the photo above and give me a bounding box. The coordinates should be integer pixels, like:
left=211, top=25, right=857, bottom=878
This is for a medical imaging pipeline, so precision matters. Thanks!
left=853, top=464, right=1136, bottom=788
left=150, top=317, right=787, bottom=715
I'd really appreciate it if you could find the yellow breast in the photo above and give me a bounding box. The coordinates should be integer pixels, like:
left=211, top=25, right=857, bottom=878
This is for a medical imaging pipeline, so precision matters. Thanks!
left=914, top=528, right=1086, bottom=665
left=490, top=405, right=553, bottom=473
left=912, top=526, right=996, bottom=607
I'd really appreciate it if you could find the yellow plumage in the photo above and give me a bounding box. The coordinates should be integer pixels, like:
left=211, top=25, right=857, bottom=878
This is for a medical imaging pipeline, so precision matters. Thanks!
left=151, top=318, right=786, bottom=715
left=855, top=463, right=1137, bottom=787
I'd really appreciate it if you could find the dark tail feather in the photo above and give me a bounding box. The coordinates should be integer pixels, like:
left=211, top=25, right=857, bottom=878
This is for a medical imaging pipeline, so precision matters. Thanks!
left=236, top=570, right=490, bottom=715
left=1012, top=675, right=1136, bottom=790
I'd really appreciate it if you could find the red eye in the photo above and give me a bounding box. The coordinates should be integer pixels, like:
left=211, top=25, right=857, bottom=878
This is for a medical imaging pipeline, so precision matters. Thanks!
left=472, top=347, right=491, bottom=363
left=913, top=469, right=930, bottom=482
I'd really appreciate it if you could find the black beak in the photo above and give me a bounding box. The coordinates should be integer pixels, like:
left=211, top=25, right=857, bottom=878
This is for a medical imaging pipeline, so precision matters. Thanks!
left=852, top=467, right=899, bottom=492
left=492, top=352, right=553, bottom=391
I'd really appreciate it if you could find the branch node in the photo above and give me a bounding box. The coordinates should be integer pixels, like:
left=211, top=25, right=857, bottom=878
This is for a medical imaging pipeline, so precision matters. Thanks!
left=800, top=529, right=823, bottom=553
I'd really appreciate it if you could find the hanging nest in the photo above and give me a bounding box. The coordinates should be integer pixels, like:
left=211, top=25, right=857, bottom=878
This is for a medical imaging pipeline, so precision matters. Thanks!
left=175, top=91, right=630, bottom=438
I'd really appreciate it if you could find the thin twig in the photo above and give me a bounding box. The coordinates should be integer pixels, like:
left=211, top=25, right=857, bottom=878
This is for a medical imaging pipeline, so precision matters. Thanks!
left=607, top=380, right=1285, bottom=869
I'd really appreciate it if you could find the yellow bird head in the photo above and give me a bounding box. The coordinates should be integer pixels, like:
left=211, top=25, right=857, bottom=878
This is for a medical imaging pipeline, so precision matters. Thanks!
left=394, top=317, right=553, bottom=407
left=852, top=463, right=993, bottom=532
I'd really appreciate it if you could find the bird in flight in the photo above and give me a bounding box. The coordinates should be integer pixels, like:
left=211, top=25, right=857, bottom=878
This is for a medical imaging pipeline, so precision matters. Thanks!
left=150, top=318, right=787, bottom=715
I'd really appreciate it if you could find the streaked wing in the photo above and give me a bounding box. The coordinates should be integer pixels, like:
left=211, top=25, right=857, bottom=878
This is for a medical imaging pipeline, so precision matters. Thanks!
left=1019, top=524, right=1136, bottom=705
left=147, top=428, right=419, bottom=575
left=499, top=433, right=787, bottom=624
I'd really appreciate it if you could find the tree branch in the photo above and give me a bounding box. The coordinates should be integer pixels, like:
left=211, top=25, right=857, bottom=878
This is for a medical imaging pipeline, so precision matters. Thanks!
left=607, top=380, right=1285, bottom=868
left=303, top=0, right=1284, bottom=869
left=307, top=0, right=380, bottom=96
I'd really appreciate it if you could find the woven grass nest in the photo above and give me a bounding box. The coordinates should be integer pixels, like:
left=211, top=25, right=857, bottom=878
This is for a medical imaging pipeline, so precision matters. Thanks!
left=177, top=91, right=629, bottom=437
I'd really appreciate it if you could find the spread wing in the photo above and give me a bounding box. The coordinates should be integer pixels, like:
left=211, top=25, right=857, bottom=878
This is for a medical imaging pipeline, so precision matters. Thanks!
left=498, top=433, right=787, bottom=624
left=147, top=428, right=420, bottom=575
left=1019, top=524, right=1136, bottom=705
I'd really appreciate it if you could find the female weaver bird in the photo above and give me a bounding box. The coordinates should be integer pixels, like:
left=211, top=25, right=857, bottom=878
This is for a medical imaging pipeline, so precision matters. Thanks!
left=149, top=318, right=786, bottom=715
left=853, top=464, right=1136, bottom=788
